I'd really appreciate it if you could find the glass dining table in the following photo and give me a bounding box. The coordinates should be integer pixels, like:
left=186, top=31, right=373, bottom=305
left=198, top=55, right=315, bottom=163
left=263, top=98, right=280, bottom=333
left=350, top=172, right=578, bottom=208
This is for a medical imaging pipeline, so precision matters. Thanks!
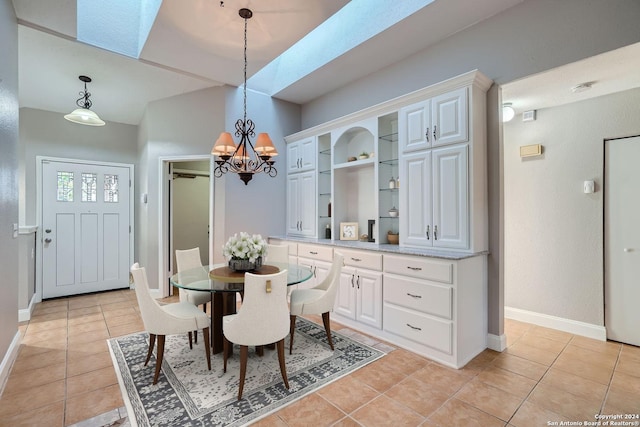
left=170, top=262, right=313, bottom=354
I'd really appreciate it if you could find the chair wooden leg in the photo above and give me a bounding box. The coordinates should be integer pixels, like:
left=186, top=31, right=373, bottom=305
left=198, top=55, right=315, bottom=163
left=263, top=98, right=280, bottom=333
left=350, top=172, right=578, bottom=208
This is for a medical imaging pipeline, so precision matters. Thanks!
left=188, top=331, right=193, bottom=349
left=223, top=337, right=229, bottom=373
left=145, top=334, right=156, bottom=366
left=238, top=345, right=248, bottom=400
left=195, top=330, right=198, bottom=344
left=289, top=315, right=297, bottom=354
left=277, top=339, right=289, bottom=390
left=153, top=335, right=165, bottom=385
left=322, top=312, right=334, bottom=350
left=203, top=327, right=211, bottom=370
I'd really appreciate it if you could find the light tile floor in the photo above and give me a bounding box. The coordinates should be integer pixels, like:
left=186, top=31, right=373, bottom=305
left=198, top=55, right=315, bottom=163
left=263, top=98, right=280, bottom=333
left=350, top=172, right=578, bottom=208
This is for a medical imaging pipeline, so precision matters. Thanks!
left=0, top=289, right=639, bottom=426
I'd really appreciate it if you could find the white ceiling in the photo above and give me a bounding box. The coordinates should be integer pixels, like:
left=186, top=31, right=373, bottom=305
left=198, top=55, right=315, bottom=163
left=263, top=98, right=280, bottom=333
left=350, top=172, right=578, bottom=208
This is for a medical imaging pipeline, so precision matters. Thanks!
left=12, top=0, right=523, bottom=125
left=503, top=42, right=640, bottom=116
left=12, top=0, right=639, bottom=127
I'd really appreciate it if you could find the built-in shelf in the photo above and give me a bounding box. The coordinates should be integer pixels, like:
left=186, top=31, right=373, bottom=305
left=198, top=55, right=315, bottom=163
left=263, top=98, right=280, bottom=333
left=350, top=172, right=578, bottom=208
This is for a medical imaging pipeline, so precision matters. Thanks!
left=319, top=170, right=331, bottom=175
left=334, top=158, right=375, bottom=170
left=379, top=159, right=399, bottom=166
left=379, top=132, right=398, bottom=142
left=379, top=188, right=399, bottom=193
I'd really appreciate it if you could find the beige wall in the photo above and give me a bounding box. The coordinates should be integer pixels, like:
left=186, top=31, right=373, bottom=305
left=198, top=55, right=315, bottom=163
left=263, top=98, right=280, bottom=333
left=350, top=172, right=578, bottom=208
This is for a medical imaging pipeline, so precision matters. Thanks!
left=504, top=88, right=640, bottom=326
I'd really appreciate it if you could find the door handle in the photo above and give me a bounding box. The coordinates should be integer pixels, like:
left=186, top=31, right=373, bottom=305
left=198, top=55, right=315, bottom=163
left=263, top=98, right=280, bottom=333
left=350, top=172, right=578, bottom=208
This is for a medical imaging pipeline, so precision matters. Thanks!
left=425, top=128, right=429, bottom=142
left=434, top=225, right=438, bottom=240
left=44, top=238, right=52, bottom=243
left=45, top=229, right=52, bottom=233
left=426, top=225, right=430, bottom=240
left=433, top=126, right=437, bottom=140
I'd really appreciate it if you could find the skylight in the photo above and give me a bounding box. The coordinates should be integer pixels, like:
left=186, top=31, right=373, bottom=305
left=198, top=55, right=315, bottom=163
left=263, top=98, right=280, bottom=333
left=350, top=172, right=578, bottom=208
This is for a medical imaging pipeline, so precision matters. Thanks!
left=248, top=0, right=434, bottom=96
left=77, top=0, right=162, bottom=59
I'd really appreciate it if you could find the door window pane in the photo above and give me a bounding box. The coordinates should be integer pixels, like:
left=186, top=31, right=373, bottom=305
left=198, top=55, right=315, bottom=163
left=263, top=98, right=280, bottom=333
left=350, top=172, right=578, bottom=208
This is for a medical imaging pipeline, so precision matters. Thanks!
left=104, top=174, right=119, bottom=202
left=81, top=173, right=97, bottom=202
left=57, top=171, right=74, bottom=202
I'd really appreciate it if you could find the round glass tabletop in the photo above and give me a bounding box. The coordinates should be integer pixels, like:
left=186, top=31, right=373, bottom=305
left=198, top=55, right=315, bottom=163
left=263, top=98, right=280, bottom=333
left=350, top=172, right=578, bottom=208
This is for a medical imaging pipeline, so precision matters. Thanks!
left=170, top=262, right=313, bottom=293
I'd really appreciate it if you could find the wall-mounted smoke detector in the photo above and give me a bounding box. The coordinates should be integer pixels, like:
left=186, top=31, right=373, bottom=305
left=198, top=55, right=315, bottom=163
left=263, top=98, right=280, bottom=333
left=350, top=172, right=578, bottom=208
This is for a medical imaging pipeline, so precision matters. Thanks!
left=571, top=82, right=594, bottom=93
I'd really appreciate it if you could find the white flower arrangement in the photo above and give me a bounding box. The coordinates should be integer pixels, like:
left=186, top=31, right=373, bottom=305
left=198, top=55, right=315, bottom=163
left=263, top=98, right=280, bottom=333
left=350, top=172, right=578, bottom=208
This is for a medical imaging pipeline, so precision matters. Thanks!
left=222, top=232, right=267, bottom=262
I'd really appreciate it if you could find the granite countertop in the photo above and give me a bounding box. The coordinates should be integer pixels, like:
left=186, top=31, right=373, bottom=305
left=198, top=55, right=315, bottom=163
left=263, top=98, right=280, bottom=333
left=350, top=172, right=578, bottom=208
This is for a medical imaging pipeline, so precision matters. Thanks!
left=269, top=235, right=488, bottom=260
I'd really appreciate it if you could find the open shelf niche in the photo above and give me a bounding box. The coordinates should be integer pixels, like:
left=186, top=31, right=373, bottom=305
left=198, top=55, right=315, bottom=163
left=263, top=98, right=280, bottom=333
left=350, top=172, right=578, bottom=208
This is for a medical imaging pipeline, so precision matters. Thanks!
left=377, top=112, right=399, bottom=244
left=331, top=118, right=377, bottom=242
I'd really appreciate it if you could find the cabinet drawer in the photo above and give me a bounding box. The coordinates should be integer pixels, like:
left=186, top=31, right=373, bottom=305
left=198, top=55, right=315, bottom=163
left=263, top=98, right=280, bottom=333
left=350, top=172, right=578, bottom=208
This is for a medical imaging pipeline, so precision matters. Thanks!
left=269, top=239, right=297, bottom=256
left=298, top=244, right=333, bottom=262
left=384, top=304, right=453, bottom=354
left=384, top=254, right=453, bottom=284
left=340, top=249, right=382, bottom=271
left=384, top=275, right=452, bottom=320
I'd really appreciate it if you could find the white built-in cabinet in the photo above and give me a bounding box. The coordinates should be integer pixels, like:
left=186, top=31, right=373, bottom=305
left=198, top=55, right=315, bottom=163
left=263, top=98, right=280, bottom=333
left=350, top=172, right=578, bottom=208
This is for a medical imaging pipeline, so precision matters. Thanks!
left=401, top=144, right=469, bottom=249
left=286, top=171, right=316, bottom=237
left=400, top=87, right=468, bottom=153
left=287, top=137, right=316, bottom=173
left=334, top=249, right=383, bottom=329
left=296, top=243, right=332, bottom=289
left=284, top=70, right=490, bottom=252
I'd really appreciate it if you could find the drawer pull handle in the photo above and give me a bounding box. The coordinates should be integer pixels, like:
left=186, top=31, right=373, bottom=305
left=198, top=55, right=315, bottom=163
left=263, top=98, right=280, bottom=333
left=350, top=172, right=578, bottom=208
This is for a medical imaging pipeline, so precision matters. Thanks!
left=407, top=293, right=422, bottom=299
left=351, top=257, right=361, bottom=262
left=309, top=251, right=318, bottom=255
left=407, top=323, right=422, bottom=331
left=407, top=266, right=422, bottom=271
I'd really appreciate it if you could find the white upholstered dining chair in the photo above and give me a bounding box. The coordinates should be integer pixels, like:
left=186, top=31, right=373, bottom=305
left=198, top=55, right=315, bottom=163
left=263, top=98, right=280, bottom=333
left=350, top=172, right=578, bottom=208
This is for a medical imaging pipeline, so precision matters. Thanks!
left=130, top=263, right=211, bottom=385
left=175, top=247, right=212, bottom=347
left=289, top=252, right=343, bottom=354
left=222, top=269, right=290, bottom=400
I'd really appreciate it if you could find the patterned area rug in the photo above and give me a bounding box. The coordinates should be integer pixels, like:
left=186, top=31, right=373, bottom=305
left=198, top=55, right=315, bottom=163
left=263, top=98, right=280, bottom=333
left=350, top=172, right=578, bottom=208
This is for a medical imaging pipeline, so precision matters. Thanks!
left=108, top=318, right=386, bottom=427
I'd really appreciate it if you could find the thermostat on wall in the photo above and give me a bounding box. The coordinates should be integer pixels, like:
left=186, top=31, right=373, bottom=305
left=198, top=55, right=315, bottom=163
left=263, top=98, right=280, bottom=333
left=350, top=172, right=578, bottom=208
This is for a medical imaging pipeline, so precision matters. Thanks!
left=522, top=110, right=536, bottom=122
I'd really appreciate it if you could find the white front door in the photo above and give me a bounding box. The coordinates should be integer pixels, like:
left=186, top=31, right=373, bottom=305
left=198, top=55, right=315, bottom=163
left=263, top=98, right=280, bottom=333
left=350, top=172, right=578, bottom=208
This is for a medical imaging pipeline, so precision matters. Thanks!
left=42, top=160, right=131, bottom=298
left=605, top=136, right=640, bottom=346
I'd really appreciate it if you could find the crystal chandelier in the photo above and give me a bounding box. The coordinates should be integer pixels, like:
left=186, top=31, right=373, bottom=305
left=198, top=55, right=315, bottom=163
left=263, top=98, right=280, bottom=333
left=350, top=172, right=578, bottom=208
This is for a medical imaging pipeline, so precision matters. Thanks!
left=212, top=8, right=278, bottom=185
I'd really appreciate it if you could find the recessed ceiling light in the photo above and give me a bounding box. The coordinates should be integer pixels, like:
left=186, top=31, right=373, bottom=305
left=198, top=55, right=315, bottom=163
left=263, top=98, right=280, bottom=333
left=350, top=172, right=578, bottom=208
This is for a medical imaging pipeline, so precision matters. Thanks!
left=571, top=82, right=594, bottom=93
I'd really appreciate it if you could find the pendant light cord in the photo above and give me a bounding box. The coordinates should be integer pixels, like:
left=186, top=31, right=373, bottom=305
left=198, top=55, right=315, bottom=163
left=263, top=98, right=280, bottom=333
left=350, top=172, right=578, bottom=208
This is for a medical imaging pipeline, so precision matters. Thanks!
left=243, top=14, right=248, bottom=125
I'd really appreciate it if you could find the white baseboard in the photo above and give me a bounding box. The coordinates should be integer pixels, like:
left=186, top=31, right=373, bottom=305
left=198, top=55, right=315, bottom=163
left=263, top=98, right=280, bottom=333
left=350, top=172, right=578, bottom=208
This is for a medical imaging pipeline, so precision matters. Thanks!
left=0, top=332, right=22, bottom=396
left=18, top=294, right=37, bottom=322
left=487, top=333, right=507, bottom=351
left=505, top=306, right=606, bottom=341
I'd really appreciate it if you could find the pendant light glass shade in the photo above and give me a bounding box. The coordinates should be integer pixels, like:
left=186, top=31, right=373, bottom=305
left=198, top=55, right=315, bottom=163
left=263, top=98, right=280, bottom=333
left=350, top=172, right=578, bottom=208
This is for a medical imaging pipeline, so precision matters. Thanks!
left=64, top=75, right=106, bottom=126
left=64, top=108, right=106, bottom=126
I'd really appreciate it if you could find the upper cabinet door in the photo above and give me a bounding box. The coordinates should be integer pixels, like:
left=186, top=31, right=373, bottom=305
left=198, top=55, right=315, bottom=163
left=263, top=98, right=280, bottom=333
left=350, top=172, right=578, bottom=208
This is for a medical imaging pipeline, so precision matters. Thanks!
left=400, top=151, right=432, bottom=247
left=399, top=100, right=431, bottom=153
left=432, top=87, right=468, bottom=147
left=432, top=144, right=469, bottom=249
left=287, top=137, right=317, bottom=173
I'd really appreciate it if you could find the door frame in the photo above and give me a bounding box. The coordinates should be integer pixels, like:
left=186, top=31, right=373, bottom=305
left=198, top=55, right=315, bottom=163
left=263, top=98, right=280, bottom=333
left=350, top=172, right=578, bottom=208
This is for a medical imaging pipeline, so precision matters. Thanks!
left=158, top=155, right=214, bottom=297
left=35, top=156, right=135, bottom=303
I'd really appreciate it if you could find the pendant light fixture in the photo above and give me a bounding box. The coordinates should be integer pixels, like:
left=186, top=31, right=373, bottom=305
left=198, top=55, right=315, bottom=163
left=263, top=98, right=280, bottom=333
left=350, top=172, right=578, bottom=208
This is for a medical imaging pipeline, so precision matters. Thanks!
left=212, top=8, right=277, bottom=185
left=64, top=75, right=106, bottom=126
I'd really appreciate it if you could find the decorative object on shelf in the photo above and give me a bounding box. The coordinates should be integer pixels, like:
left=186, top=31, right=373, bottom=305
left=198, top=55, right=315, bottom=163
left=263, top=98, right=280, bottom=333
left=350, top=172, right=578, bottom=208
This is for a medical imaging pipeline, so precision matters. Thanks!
left=64, top=75, right=106, bottom=126
left=223, top=232, right=267, bottom=271
left=389, top=177, right=396, bottom=189
left=328, top=201, right=331, bottom=217
left=212, top=8, right=278, bottom=185
left=347, top=156, right=357, bottom=162
left=388, top=207, right=399, bottom=217
left=368, top=152, right=375, bottom=158
left=359, top=234, right=369, bottom=242
left=396, top=177, right=400, bottom=188
left=387, top=231, right=399, bottom=245
left=339, top=222, right=359, bottom=241
left=358, top=152, right=369, bottom=160
left=368, top=219, right=375, bottom=242
left=325, top=223, right=331, bottom=239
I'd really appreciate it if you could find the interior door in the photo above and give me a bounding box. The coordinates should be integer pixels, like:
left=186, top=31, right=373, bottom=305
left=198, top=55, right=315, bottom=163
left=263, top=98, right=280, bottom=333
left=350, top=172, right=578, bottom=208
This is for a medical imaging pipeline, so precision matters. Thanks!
left=42, top=160, right=131, bottom=298
left=605, top=136, right=640, bottom=346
